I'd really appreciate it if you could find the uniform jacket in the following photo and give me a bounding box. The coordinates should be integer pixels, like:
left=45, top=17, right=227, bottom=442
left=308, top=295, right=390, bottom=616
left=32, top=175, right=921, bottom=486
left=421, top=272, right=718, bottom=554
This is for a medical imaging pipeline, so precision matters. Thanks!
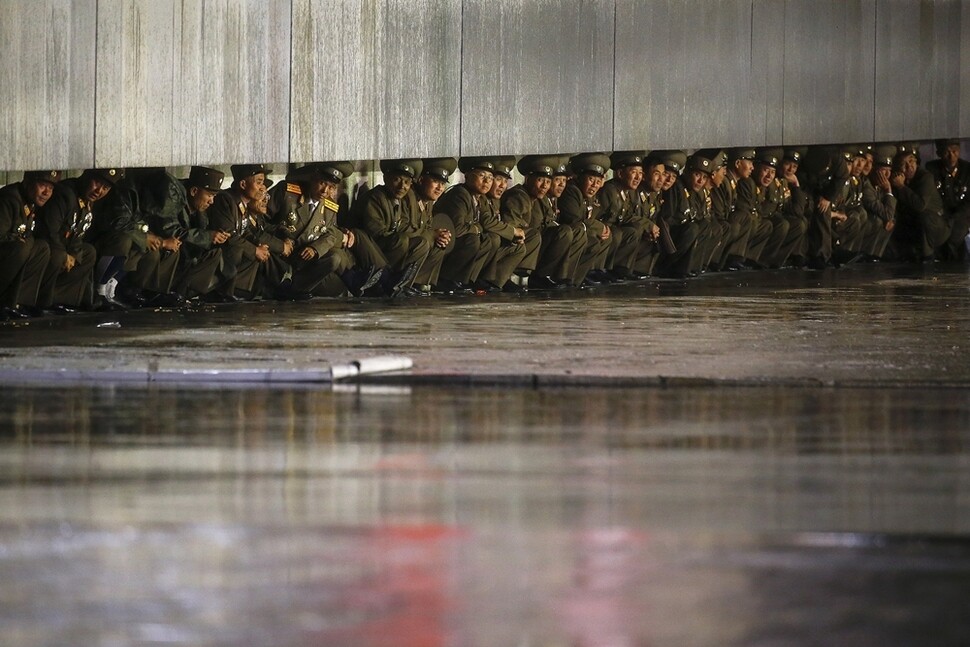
left=35, top=178, right=95, bottom=254
left=0, top=183, right=38, bottom=242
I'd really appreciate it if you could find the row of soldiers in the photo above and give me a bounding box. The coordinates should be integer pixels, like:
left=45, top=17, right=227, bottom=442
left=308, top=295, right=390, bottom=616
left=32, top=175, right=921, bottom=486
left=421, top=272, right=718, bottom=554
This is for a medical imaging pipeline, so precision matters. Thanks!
left=1, top=139, right=967, bottom=319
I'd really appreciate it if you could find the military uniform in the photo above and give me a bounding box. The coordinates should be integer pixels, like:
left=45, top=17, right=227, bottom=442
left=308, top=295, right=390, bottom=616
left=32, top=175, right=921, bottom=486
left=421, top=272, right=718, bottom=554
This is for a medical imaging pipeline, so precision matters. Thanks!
left=598, top=151, right=657, bottom=278
left=206, top=164, right=272, bottom=299
left=557, top=153, right=613, bottom=285
left=926, top=140, right=970, bottom=260
left=891, top=157, right=948, bottom=261
left=654, top=151, right=705, bottom=277
left=859, top=146, right=897, bottom=259
left=358, top=159, right=434, bottom=290
left=752, top=149, right=807, bottom=268
left=725, top=149, right=775, bottom=266
left=138, top=167, right=224, bottom=299
left=34, top=172, right=109, bottom=308
left=475, top=157, right=528, bottom=290
left=433, top=157, right=499, bottom=289
left=0, top=173, right=57, bottom=315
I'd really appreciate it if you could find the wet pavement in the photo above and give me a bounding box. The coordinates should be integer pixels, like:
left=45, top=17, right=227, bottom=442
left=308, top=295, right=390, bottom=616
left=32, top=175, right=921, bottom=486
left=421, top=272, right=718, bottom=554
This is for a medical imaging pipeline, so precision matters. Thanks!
left=1, top=263, right=970, bottom=645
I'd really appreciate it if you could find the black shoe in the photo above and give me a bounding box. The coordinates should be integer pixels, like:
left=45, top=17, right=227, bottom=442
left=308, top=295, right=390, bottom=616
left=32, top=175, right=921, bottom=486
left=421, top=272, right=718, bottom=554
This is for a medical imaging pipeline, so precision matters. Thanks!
left=49, top=304, right=77, bottom=315
left=388, top=262, right=420, bottom=298
left=502, top=280, right=525, bottom=293
left=1, top=306, right=31, bottom=320
left=432, top=279, right=467, bottom=295
left=405, top=285, right=431, bottom=297
left=528, top=275, right=559, bottom=290
left=145, top=292, right=186, bottom=308
left=356, top=266, right=385, bottom=297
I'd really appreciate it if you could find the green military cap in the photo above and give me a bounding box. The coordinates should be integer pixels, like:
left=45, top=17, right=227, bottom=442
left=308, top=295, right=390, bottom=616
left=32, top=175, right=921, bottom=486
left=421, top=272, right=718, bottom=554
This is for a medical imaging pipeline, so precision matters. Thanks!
left=492, top=156, right=517, bottom=179
left=728, top=148, right=756, bottom=162
left=610, top=150, right=648, bottom=169
left=421, top=157, right=457, bottom=182
left=311, top=161, right=355, bottom=184
left=380, top=159, right=422, bottom=179
left=87, top=168, right=125, bottom=185
left=872, top=144, right=897, bottom=168
left=686, top=153, right=715, bottom=175
left=935, top=138, right=960, bottom=155
left=756, top=147, right=784, bottom=169
left=783, top=147, right=807, bottom=163
left=230, top=164, right=272, bottom=182
left=896, top=142, right=921, bottom=159
left=518, top=155, right=560, bottom=178
left=552, top=155, right=571, bottom=176
left=458, top=157, right=496, bottom=174
left=693, top=148, right=723, bottom=166
left=187, top=166, right=224, bottom=192
left=22, top=170, right=62, bottom=184
left=655, top=150, right=687, bottom=175
left=568, top=152, right=611, bottom=177
left=841, top=145, right=867, bottom=161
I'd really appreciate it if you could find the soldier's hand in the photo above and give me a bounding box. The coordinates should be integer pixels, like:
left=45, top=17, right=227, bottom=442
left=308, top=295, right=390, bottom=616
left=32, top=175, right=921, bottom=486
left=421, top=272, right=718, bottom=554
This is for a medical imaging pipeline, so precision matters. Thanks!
left=890, top=172, right=905, bottom=189
left=342, top=229, right=355, bottom=248
left=300, top=247, right=317, bottom=261
left=600, top=225, right=611, bottom=240
left=434, top=228, right=451, bottom=248
left=817, top=197, right=831, bottom=213
left=162, top=237, right=181, bottom=252
left=146, top=233, right=163, bottom=251
left=513, top=227, right=526, bottom=243
left=63, top=254, right=76, bottom=272
left=211, top=230, right=231, bottom=245
left=831, top=211, right=848, bottom=224
left=650, top=224, right=660, bottom=240
left=784, top=172, right=799, bottom=188
left=885, top=220, right=895, bottom=233
left=255, top=245, right=271, bottom=262
left=282, top=239, right=294, bottom=257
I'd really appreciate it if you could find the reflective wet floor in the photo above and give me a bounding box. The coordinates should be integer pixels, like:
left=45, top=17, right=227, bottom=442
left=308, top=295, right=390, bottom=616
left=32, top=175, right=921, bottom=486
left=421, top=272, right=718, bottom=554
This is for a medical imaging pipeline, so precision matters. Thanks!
left=2, top=263, right=970, bottom=645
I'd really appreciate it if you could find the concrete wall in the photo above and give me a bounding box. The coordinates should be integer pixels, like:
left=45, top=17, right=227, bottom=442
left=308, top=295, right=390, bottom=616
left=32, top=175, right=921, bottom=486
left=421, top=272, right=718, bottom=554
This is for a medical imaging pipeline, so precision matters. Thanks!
left=1, top=0, right=967, bottom=172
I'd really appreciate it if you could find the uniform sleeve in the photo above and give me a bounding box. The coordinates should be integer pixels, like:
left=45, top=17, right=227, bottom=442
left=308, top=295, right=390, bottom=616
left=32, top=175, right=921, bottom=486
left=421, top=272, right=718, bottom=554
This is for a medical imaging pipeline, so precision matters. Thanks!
left=433, top=188, right=477, bottom=237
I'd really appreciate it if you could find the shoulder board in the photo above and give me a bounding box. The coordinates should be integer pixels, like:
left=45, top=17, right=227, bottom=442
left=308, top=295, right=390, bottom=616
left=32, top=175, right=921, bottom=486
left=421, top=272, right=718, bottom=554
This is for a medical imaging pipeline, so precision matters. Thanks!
left=323, top=198, right=340, bottom=213
left=286, top=183, right=302, bottom=195
left=23, top=205, right=31, bottom=216
left=683, top=188, right=690, bottom=199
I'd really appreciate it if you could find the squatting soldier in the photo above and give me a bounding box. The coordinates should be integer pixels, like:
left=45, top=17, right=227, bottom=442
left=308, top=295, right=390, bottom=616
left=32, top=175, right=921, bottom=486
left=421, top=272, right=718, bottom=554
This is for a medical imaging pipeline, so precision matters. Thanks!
left=724, top=148, right=774, bottom=268
left=753, top=148, right=807, bottom=268
left=433, top=157, right=499, bottom=293
left=861, top=145, right=897, bottom=259
left=684, top=152, right=729, bottom=271
left=475, top=156, right=528, bottom=292
left=407, top=157, right=457, bottom=293
left=206, top=164, right=273, bottom=301
left=926, top=139, right=970, bottom=260
left=598, top=151, right=657, bottom=279
left=138, top=166, right=226, bottom=300
left=526, top=157, right=589, bottom=287
left=656, top=150, right=705, bottom=278
left=0, top=170, right=58, bottom=318
left=890, top=144, right=948, bottom=262
left=558, top=153, right=613, bottom=286
left=35, top=168, right=118, bottom=310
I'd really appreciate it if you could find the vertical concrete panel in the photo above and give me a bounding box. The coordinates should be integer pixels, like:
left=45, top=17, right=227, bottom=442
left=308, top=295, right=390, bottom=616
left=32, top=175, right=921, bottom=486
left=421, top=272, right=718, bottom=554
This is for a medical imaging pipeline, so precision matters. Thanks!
left=614, top=0, right=762, bottom=151
left=0, top=0, right=97, bottom=171
left=753, top=0, right=786, bottom=145
left=783, top=0, right=875, bottom=145
left=97, top=0, right=291, bottom=168
left=963, top=1, right=970, bottom=136
left=461, top=0, right=614, bottom=156
left=96, top=0, right=178, bottom=166
left=173, top=0, right=291, bottom=166
left=875, top=0, right=962, bottom=142
left=291, top=0, right=461, bottom=162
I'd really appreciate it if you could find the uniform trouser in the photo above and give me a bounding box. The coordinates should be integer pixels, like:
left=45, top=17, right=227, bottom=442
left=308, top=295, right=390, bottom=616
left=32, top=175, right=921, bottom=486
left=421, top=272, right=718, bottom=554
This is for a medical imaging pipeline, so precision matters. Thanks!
left=515, top=228, right=542, bottom=274
left=375, top=232, right=430, bottom=273
left=0, top=238, right=51, bottom=307
left=95, top=231, right=175, bottom=293
left=440, top=232, right=495, bottom=284
left=658, top=220, right=700, bottom=276
left=742, top=216, right=774, bottom=263
left=415, top=235, right=446, bottom=286
left=535, top=225, right=584, bottom=281
left=610, top=222, right=647, bottom=272
left=295, top=247, right=349, bottom=297
left=865, top=218, right=895, bottom=259
left=762, top=214, right=806, bottom=268
left=632, top=238, right=661, bottom=275
left=725, top=211, right=753, bottom=262
left=351, top=229, right=390, bottom=269
left=568, top=225, right=611, bottom=284
left=217, top=238, right=260, bottom=297
left=48, top=242, right=97, bottom=307
left=941, top=211, right=970, bottom=261
left=253, top=253, right=293, bottom=297
left=832, top=212, right=868, bottom=255
left=174, top=248, right=223, bottom=298
left=806, top=209, right=833, bottom=262
left=480, top=234, right=527, bottom=286
left=711, top=219, right=745, bottom=268
left=692, top=219, right=725, bottom=272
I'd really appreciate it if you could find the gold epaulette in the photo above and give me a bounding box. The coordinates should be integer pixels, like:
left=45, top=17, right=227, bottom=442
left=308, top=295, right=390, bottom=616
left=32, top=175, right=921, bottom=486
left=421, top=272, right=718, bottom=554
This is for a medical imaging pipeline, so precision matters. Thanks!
left=286, top=183, right=302, bottom=195
left=323, top=198, right=340, bottom=213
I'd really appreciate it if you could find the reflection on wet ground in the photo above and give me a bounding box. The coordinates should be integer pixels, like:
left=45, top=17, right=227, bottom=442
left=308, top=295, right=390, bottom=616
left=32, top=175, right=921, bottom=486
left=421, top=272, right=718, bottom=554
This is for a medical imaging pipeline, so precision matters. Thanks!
left=2, top=385, right=969, bottom=646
